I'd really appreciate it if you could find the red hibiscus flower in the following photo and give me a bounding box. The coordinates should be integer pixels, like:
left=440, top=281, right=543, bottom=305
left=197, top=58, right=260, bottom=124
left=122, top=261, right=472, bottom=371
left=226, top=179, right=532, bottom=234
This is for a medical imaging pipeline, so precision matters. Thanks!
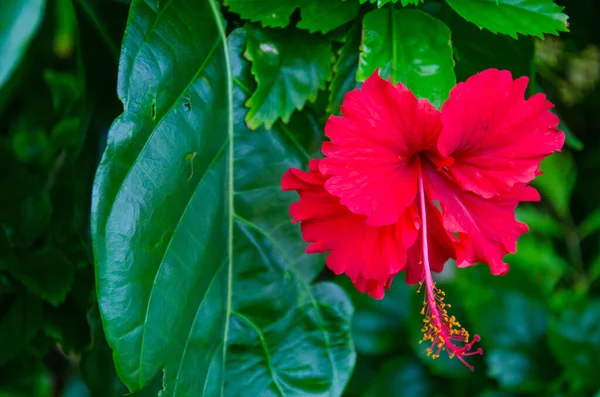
left=281, top=69, right=564, bottom=369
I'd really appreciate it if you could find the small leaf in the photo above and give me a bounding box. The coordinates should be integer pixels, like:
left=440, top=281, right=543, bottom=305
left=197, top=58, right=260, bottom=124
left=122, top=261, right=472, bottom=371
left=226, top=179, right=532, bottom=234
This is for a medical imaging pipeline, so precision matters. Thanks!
left=328, top=20, right=362, bottom=114
left=244, top=25, right=333, bottom=129
left=4, top=248, right=75, bottom=306
left=0, top=0, right=46, bottom=88
left=224, top=0, right=358, bottom=33
left=446, top=0, right=569, bottom=38
left=358, top=8, right=455, bottom=108
left=533, top=151, right=577, bottom=218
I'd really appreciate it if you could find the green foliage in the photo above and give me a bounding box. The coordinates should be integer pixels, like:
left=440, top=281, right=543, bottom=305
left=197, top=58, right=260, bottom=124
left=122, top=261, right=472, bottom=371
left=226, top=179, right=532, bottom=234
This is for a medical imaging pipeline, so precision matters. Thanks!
left=3, top=0, right=600, bottom=396
left=224, top=0, right=359, bottom=33
left=0, top=0, right=46, bottom=88
left=244, top=25, right=333, bottom=129
left=357, top=8, right=455, bottom=108
left=446, top=0, right=569, bottom=38
left=91, top=3, right=353, bottom=395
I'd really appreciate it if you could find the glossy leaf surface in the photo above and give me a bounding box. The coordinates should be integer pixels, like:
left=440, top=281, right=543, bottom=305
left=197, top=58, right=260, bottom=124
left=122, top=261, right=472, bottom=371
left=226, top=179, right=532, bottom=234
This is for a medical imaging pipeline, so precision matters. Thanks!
left=358, top=8, right=455, bottom=108
left=91, top=0, right=354, bottom=395
left=0, top=0, right=46, bottom=88
left=446, top=0, right=569, bottom=38
left=244, top=25, right=332, bottom=130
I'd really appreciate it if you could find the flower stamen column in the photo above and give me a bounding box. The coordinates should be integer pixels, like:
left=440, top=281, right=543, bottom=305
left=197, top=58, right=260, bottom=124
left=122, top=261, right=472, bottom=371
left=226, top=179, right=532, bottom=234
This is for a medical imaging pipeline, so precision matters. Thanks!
left=417, top=168, right=483, bottom=370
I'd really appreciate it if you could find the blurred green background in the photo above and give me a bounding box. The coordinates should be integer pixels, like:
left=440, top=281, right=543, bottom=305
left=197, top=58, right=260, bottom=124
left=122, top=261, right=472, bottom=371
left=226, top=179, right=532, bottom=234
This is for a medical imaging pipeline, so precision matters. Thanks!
left=1, top=0, right=599, bottom=396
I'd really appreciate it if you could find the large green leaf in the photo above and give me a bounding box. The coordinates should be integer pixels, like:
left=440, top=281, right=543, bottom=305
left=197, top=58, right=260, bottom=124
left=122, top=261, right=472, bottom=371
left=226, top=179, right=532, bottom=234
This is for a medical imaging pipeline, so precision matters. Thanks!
left=91, top=1, right=354, bottom=395
left=0, top=0, right=46, bottom=88
left=244, top=25, right=333, bottom=130
left=445, top=0, right=569, bottom=38
left=357, top=8, right=455, bottom=108
left=224, top=0, right=359, bottom=33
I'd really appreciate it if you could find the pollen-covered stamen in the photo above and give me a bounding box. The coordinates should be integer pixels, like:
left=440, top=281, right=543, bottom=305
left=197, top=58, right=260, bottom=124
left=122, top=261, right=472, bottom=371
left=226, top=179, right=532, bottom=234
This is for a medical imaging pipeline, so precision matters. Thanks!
left=417, top=281, right=482, bottom=370
left=416, top=169, right=482, bottom=371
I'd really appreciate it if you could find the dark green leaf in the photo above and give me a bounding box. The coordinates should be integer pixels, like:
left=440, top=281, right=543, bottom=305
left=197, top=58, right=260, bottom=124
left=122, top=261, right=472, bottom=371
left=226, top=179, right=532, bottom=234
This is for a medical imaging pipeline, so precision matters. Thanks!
left=358, top=8, right=455, bottom=108
left=91, top=2, right=354, bottom=394
left=244, top=25, right=332, bottom=129
left=0, top=293, right=43, bottom=364
left=445, top=0, right=569, bottom=38
left=548, top=299, right=600, bottom=387
left=224, top=0, right=359, bottom=33
left=0, top=0, right=46, bottom=88
left=328, top=20, right=362, bottom=114
left=3, top=247, right=74, bottom=306
left=0, top=162, right=52, bottom=247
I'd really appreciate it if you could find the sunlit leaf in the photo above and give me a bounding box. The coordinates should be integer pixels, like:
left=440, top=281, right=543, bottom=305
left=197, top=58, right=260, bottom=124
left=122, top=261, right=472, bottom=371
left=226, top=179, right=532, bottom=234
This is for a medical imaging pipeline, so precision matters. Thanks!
left=358, top=8, right=455, bottom=108
left=446, top=0, right=569, bottom=38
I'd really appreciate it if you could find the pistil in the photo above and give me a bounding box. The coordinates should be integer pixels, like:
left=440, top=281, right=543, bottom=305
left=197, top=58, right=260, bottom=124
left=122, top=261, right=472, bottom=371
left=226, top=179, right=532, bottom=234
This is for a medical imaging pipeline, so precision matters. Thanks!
left=417, top=169, right=483, bottom=370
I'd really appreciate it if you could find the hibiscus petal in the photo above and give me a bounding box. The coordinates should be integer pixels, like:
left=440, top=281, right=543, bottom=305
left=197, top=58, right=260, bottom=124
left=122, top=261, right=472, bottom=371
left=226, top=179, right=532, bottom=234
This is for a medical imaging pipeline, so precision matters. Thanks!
left=422, top=160, right=538, bottom=276
left=438, top=68, right=565, bottom=198
left=319, top=71, right=443, bottom=226
left=281, top=159, right=419, bottom=299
